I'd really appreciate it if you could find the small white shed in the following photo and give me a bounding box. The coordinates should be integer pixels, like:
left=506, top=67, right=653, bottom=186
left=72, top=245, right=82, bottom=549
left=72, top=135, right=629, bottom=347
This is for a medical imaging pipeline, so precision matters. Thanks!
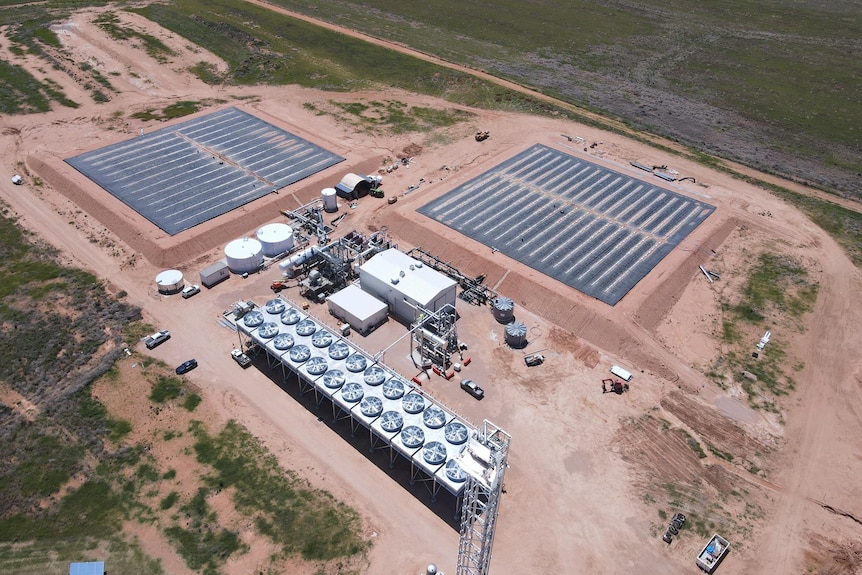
left=327, top=284, right=388, bottom=335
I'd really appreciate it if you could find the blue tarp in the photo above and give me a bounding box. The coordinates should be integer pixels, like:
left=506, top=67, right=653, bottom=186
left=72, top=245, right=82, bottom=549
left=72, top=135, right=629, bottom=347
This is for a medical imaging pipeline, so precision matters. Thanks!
left=70, top=561, right=105, bottom=575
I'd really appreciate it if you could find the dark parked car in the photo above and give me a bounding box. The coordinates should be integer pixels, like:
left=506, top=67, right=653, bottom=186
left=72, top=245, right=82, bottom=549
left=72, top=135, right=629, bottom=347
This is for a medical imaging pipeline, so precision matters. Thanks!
left=175, top=359, right=198, bottom=375
left=460, top=379, right=484, bottom=400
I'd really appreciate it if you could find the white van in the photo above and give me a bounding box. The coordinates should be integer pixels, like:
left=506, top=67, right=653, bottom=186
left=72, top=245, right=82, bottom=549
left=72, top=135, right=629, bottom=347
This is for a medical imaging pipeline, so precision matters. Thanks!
left=610, top=365, right=633, bottom=382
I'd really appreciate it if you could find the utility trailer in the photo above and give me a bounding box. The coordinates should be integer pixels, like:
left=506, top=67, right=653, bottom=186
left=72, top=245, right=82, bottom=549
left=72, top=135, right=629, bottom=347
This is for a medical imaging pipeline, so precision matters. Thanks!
left=696, top=534, right=730, bottom=573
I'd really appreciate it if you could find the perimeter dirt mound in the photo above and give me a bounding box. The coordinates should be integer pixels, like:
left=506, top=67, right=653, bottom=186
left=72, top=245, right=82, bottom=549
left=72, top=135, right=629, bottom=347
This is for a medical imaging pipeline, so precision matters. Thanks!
left=634, top=217, right=739, bottom=332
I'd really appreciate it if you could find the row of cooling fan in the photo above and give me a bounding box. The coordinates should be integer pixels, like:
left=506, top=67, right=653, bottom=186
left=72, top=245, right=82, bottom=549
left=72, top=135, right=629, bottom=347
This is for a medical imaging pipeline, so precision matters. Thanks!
left=242, top=299, right=472, bottom=483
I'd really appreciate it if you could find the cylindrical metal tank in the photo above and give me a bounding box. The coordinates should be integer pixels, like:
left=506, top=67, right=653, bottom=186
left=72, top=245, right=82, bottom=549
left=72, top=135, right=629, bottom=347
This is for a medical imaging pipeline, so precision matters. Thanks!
left=155, top=269, right=184, bottom=294
left=504, top=320, right=528, bottom=349
left=256, top=223, right=294, bottom=257
left=492, top=296, right=515, bottom=324
left=322, top=187, right=338, bottom=212
left=224, top=237, right=264, bottom=274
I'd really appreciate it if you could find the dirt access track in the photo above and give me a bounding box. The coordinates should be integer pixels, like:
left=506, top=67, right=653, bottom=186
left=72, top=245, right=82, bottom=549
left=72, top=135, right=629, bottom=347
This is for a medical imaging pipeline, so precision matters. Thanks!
left=2, top=6, right=862, bottom=575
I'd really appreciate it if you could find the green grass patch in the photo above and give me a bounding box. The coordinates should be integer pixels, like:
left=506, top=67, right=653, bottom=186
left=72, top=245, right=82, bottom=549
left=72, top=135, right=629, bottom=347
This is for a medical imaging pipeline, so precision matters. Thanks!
left=321, top=99, right=475, bottom=134
left=0, top=58, right=53, bottom=114
left=189, top=420, right=369, bottom=561
left=94, top=11, right=175, bottom=63
left=160, top=491, right=179, bottom=510
left=149, top=375, right=184, bottom=403
left=675, top=429, right=707, bottom=459
left=706, top=442, right=734, bottom=462
left=182, top=393, right=202, bottom=411
left=711, top=248, right=818, bottom=408
left=130, top=100, right=204, bottom=121
left=107, top=418, right=132, bottom=442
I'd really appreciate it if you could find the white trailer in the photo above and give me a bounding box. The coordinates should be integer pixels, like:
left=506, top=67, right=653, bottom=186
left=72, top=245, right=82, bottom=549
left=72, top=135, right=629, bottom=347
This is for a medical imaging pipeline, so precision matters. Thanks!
left=200, top=261, right=230, bottom=288
left=610, top=365, right=633, bottom=382
left=696, top=534, right=730, bottom=573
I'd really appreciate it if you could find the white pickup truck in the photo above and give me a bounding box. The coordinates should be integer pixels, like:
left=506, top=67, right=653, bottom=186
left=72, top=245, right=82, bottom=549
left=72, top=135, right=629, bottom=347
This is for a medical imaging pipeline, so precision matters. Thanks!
left=144, top=330, right=171, bottom=349
left=231, top=348, right=252, bottom=368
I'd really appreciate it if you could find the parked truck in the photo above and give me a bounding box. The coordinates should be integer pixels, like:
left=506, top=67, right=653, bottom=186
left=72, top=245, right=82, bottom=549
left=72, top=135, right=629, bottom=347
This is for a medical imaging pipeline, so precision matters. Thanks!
left=696, top=534, right=730, bottom=573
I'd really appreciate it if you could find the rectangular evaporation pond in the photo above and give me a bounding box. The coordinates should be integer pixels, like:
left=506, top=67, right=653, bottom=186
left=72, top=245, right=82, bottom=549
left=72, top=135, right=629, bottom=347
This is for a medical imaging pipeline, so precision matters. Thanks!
left=418, top=144, right=714, bottom=305
left=66, top=107, right=344, bottom=235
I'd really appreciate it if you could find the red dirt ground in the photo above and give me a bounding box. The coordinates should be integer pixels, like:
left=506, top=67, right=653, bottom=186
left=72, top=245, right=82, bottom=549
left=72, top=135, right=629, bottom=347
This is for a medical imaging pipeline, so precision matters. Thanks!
left=2, top=8, right=862, bottom=575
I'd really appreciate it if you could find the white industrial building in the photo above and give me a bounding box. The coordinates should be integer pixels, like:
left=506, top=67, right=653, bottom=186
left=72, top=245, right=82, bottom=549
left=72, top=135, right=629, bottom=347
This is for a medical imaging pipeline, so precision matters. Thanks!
left=358, top=248, right=457, bottom=324
left=327, top=284, right=388, bottom=335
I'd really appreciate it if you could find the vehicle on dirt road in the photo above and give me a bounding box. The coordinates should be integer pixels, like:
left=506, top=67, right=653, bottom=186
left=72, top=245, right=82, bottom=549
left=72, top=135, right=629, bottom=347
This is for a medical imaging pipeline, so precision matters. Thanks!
left=175, top=359, right=198, bottom=375
left=144, top=330, right=170, bottom=349
left=524, top=353, right=544, bottom=367
left=460, top=379, right=484, bottom=400
left=231, top=349, right=252, bottom=368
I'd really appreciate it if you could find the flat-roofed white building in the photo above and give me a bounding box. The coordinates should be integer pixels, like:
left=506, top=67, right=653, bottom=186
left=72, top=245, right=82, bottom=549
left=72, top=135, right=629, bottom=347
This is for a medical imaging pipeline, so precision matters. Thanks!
left=359, top=248, right=457, bottom=324
left=327, top=284, right=388, bottom=335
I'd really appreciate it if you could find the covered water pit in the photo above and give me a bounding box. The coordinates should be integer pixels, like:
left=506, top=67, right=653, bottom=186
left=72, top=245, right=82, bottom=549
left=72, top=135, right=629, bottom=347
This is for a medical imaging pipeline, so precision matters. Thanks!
left=155, top=269, right=184, bottom=294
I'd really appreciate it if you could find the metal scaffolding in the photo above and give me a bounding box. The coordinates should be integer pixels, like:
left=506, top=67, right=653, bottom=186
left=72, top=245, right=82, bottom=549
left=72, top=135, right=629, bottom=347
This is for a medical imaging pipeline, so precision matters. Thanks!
left=455, top=420, right=511, bottom=575
left=412, top=303, right=459, bottom=370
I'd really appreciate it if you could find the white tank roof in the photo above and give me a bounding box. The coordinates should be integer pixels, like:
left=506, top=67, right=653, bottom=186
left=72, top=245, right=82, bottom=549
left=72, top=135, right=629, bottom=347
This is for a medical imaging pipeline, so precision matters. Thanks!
left=225, top=237, right=264, bottom=273
left=155, top=269, right=183, bottom=286
left=257, top=223, right=294, bottom=257
left=225, top=237, right=263, bottom=259
left=257, top=223, right=292, bottom=243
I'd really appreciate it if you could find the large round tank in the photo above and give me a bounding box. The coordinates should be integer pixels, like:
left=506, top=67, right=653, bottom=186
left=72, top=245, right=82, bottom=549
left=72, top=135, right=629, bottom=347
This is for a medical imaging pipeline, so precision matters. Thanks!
left=256, top=223, right=294, bottom=257
left=155, top=269, right=184, bottom=294
left=224, top=237, right=264, bottom=274
left=492, top=296, right=515, bottom=324
left=504, top=320, right=528, bottom=349
left=322, top=187, right=338, bottom=213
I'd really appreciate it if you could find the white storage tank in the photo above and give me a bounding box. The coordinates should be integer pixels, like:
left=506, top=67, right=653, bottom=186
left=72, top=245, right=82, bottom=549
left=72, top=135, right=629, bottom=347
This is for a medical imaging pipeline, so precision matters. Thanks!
left=492, top=296, right=515, bottom=324
left=224, top=237, right=264, bottom=274
left=155, top=269, right=184, bottom=294
left=322, top=187, right=338, bottom=213
left=504, top=320, right=528, bottom=349
left=256, top=223, right=294, bottom=257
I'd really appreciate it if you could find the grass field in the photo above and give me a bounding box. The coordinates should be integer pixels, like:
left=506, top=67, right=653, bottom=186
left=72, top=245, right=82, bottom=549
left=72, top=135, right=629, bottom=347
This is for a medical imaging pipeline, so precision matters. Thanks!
left=0, top=201, right=369, bottom=574
left=263, top=0, right=861, bottom=196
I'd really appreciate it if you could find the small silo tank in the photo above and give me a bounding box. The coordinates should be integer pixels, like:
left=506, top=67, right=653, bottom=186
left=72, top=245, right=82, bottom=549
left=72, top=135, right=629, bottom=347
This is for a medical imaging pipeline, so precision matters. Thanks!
left=322, top=187, right=338, bottom=213
left=504, top=320, right=528, bottom=349
left=224, top=237, right=264, bottom=274
left=492, top=296, right=515, bottom=324
left=155, top=269, right=184, bottom=294
left=256, top=223, right=294, bottom=257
